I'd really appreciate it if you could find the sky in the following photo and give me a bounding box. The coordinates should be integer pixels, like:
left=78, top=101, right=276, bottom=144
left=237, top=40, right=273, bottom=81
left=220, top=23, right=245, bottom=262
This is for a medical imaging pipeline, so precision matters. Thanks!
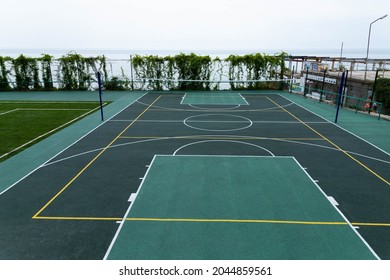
left=1, top=0, right=389, bottom=55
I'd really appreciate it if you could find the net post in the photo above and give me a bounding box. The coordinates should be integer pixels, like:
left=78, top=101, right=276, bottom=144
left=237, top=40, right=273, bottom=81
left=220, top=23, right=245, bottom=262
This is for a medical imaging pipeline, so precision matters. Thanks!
left=289, top=66, right=295, bottom=94
left=341, top=70, right=349, bottom=108
left=320, top=69, right=327, bottom=103
left=369, top=69, right=379, bottom=114
left=303, top=68, right=309, bottom=98
left=334, top=72, right=345, bottom=123
left=97, top=71, right=104, bottom=121
left=129, top=55, right=134, bottom=90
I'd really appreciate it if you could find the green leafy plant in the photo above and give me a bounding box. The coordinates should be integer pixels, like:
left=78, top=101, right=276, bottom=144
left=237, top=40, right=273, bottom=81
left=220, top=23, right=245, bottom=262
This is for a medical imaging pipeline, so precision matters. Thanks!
left=0, top=52, right=288, bottom=91
left=58, top=53, right=107, bottom=90
left=0, top=56, right=12, bottom=91
left=175, top=53, right=212, bottom=90
left=375, top=78, right=390, bottom=114
left=12, top=55, right=41, bottom=90
left=225, top=52, right=287, bottom=90
left=40, top=54, right=54, bottom=90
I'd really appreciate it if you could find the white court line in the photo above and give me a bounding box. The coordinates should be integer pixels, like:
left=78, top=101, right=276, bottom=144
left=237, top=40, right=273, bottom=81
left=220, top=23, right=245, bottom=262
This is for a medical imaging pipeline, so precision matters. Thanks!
left=184, top=92, right=249, bottom=106
left=292, top=157, right=380, bottom=260
left=165, top=154, right=293, bottom=159
left=0, top=108, right=20, bottom=116
left=41, top=134, right=390, bottom=168
left=0, top=92, right=148, bottom=197
left=128, top=193, right=137, bottom=202
left=0, top=106, right=101, bottom=160
left=279, top=94, right=390, bottom=158
left=137, top=99, right=294, bottom=112
left=180, top=92, right=188, bottom=105
left=183, top=113, right=253, bottom=132
left=18, top=108, right=92, bottom=111
left=109, top=119, right=330, bottom=124
left=103, top=155, right=158, bottom=260
left=327, top=196, right=339, bottom=206
left=189, top=104, right=241, bottom=110
left=0, top=104, right=105, bottom=116
left=238, top=93, right=249, bottom=105
left=0, top=101, right=101, bottom=104
left=173, top=140, right=275, bottom=156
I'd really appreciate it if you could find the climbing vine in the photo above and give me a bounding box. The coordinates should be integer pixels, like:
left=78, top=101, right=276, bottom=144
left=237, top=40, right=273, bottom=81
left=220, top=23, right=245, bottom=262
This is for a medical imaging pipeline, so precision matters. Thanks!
left=132, top=55, right=166, bottom=90
left=0, top=56, right=11, bottom=91
left=12, top=55, right=41, bottom=90
left=56, top=53, right=108, bottom=90
left=175, top=53, right=212, bottom=90
left=225, top=52, right=288, bottom=90
left=40, top=54, right=54, bottom=90
left=0, top=52, right=288, bottom=91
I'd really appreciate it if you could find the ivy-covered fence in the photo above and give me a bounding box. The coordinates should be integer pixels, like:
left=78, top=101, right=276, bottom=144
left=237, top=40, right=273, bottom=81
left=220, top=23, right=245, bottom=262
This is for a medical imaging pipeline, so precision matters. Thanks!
left=0, top=52, right=289, bottom=91
left=0, top=53, right=108, bottom=91
left=131, top=52, right=288, bottom=91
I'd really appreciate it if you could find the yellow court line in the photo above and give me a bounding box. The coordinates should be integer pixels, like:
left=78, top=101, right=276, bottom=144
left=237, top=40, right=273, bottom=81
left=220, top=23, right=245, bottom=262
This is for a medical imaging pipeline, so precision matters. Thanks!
left=32, top=95, right=162, bottom=218
left=31, top=215, right=390, bottom=227
left=126, top=218, right=390, bottom=227
left=125, top=217, right=347, bottom=225
left=33, top=216, right=121, bottom=221
left=266, top=97, right=390, bottom=186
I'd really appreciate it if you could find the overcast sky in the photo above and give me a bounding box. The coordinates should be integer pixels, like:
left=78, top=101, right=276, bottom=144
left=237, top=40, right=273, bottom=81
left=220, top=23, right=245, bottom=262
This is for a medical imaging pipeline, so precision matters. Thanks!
left=1, top=0, right=389, bottom=55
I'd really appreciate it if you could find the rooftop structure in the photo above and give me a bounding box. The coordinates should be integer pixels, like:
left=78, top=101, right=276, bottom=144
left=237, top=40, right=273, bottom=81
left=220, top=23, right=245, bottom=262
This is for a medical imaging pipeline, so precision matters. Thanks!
left=288, top=56, right=390, bottom=81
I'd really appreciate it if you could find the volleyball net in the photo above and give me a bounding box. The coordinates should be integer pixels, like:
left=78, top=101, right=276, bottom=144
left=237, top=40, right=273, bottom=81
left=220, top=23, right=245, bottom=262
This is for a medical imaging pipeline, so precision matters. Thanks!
left=127, top=78, right=291, bottom=91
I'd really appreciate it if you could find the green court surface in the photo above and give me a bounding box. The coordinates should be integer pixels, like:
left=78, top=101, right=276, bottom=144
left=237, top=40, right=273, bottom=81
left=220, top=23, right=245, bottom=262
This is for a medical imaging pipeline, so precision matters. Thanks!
left=1, top=91, right=388, bottom=260
left=283, top=93, right=390, bottom=154
left=107, top=155, right=377, bottom=260
left=181, top=92, right=249, bottom=105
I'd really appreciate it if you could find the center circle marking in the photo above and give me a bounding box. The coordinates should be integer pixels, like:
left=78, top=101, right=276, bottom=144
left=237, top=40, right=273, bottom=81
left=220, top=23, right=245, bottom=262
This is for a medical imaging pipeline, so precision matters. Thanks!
left=183, top=114, right=253, bottom=132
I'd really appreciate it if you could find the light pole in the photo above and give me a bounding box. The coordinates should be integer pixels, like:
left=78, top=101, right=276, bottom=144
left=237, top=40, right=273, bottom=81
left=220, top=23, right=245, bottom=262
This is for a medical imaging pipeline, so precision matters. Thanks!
left=364, top=14, right=388, bottom=80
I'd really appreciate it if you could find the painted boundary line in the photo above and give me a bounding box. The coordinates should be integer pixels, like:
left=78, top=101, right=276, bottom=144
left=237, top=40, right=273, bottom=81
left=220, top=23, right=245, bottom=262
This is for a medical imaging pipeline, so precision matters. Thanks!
left=0, top=101, right=103, bottom=104
left=32, top=95, right=161, bottom=218
left=27, top=215, right=390, bottom=227
left=180, top=92, right=187, bottom=105
left=137, top=97, right=293, bottom=112
left=292, top=157, right=380, bottom=260
left=181, top=92, right=249, bottom=106
left=0, top=108, right=19, bottom=115
left=103, top=155, right=159, bottom=260
left=124, top=217, right=347, bottom=225
left=0, top=92, right=148, bottom=196
left=280, top=94, right=390, bottom=157
left=104, top=154, right=380, bottom=260
left=238, top=93, right=249, bottom=105
left=0, top=105, right=104, bottom=160
left=42, top=134, right=390, bottom=170
left=269, top=96, right=390, bottom=186
left=109, top=119, right=330, bottom=124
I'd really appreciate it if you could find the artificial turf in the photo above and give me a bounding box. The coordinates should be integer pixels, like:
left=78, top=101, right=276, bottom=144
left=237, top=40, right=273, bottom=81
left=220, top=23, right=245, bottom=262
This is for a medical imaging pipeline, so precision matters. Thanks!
left=0, top=101, right=104, bottom=161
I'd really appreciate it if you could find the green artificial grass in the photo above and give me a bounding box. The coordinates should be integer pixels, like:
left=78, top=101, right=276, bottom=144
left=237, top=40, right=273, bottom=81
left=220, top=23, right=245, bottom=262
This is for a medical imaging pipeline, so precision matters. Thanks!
left=0, top=101, right=105, bottom=161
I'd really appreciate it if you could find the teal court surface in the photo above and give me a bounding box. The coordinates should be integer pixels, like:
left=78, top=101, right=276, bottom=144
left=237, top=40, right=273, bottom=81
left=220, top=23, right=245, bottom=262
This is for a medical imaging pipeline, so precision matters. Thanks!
left=106, top=155, right=376, bottom=260
left=0, top=91, right=389, bottom=260
left=181, top=92, right=249, bottom=105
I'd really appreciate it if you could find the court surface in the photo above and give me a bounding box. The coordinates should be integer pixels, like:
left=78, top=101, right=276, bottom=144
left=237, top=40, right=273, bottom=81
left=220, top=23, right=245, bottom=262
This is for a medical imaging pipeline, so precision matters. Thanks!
left=0, top=91, right=389, bottom=259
